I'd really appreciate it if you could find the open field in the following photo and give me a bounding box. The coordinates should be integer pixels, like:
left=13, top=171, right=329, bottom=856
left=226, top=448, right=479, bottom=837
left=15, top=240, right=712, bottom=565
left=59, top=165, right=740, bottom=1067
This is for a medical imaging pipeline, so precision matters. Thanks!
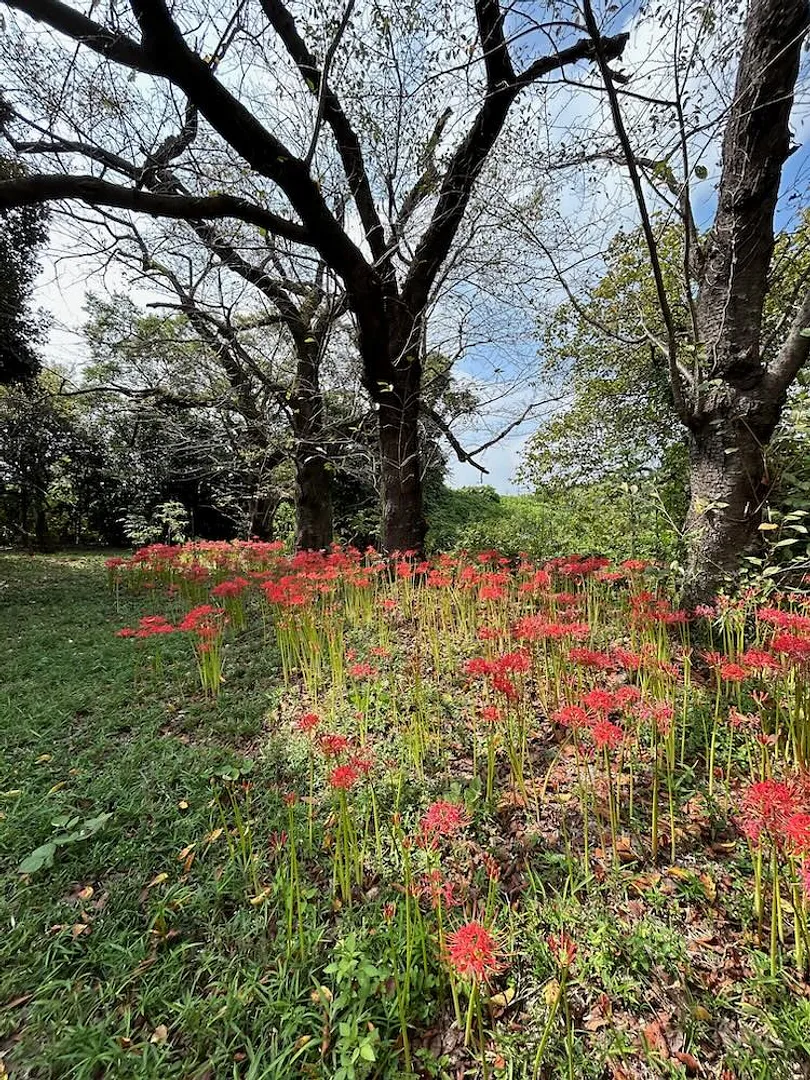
left=2, top=549, right=810, bottom=1079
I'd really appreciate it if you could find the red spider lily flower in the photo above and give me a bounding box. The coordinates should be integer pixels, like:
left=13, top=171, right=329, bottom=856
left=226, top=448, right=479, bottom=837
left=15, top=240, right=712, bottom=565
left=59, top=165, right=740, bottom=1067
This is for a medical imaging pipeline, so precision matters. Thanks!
left=446, top=921, right=500, bottom=982
left=700, top=650, right=724, bottom=668
left=739, top=779, right=797, bottom=844
left=612, top=647, right=642, bottom=671
left=382, top=902, right=396, bottom=921
left=348, top=661, right=378, bottom=680
left=552, top=704, right=590, bottom=731
left=478, top=584, right=504, bottom=601
left=479, top=705, right=501, bottom=724
left=497, top=651, right=531, bottom=673
left=785, top=813, right=810, bottom=853
left=329, top=764, right=360, bottom=790
left=614, top=685, right=641, bottom=709
left=719, top=661, right=749, bottom=682
left=420, top=800, right=470, bottom=841
left=568, top=647, right=613, bottom=670
left=478, top=627, right=501, bottom=641
left=269, top=830, right=288, bottom=853
left=740, top=648, right=781, bottom=672
left=620, top=558, right=651, bottom=573
left=211, top=576, right=249, bottom=598
left=319, top=733, right=351, bottom=758
left=590, top=719, right=624, bottom=750
left=638, top=701, right=675, bottom=735
left=381, top=598, right=398, bottom=611
left=296, top=712, right=321, bottom=734
left=582, top=688, right=616, bottom=716
left=491, top=673, right=519, bottom=700
left=283, top=792, right=298, bottom=807
left=758, top=608, right=810, bottom=633
left=464, top=657, right=497, bottom=677
left=548, top=931, right=577, bottom=968
left=116, top=627, right=137, bottom=638
left=771, top=633, right=810, bottom=665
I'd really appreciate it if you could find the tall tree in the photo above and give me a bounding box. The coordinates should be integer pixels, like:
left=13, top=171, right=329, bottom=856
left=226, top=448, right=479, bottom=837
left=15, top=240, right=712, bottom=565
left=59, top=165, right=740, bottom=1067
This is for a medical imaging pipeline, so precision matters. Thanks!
left=0, top=153, right=48, bottom=384
left=578, top=0, right=810, bottom=605
left=0, top=0, right=627, bottom=554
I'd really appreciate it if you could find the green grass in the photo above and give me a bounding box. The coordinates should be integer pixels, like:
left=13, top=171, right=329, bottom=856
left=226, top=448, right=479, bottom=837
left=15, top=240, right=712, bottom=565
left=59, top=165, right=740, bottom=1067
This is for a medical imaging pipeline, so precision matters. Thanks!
left=0, top=552, right=331, bottom=1079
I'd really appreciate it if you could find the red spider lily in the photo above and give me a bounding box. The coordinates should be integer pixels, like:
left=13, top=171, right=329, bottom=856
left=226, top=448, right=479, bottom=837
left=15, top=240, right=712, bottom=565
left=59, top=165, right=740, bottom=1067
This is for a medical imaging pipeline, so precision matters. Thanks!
left=552, top=704, right=590, bottom=730
left=638, top=701, right=675, bottom=735
left=620, top=558, right=651, bottom=573
left=758, top=608, right=810, bottom=633
left=497, top=651, right=531, bottom=673
left=296, top=712, right=321, bottom=734
left=590, top=719, right=624, bottom=750
left=728, top=708, right=759, bottom=731
left=347, top=662, right=378, bottom=680
left=548, top=931, right=577, bottom=968
left=479, top=705, right=501, bottom=724
left=785, top=813, right=810, bottom=853
left=739, top=779, right=797, bottom=843
left=420, top=800, right=470, bottom=841
left=329, top=764, right=360, bottom=790
left=582, top=688, right=616, bottom=716
left=614, top=685, right=641, bottom=709
left=116, top=627, right=137, bottom=638
left=478, top=583, right=505, bottom=601
left=612, top=647, right=642, bottom=671
left=382, top=902, right=396, bottom=921
left=771, top=633, right=810, bottom=665
left=211, top=576, right=249, bottom=598
left=719, top=661, right=749, bottom=682
left=740, top=648, right=781, bottom=672
left=481, top=852, right=501, bottom=881
left=319, top=733, right=352, bottom=757
left=464, top=657, right=497, bottom=677
left=178, top=605, right=225, bottom=631
left=446, top=921, right=501, bottom=982
left=568, top=647, right=613, bottom=670
left=491, top=673, right=519, bottom=700
left=283, top=792, right=298, bottom=807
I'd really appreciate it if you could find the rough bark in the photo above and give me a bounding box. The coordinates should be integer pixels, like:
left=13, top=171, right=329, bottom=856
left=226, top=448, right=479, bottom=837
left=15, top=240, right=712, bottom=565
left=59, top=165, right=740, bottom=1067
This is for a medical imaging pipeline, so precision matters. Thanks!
left=678, top=0, right=810, bottom=606
left=681, top=398, right=778, bottom=608
left=378, top=386, right=426, bottom=555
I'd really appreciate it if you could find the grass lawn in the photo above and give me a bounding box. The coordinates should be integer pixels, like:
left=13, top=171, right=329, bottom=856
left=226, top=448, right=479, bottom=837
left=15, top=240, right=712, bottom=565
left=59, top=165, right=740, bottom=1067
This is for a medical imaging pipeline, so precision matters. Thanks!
left=1, top=551, right=810, bottom=1079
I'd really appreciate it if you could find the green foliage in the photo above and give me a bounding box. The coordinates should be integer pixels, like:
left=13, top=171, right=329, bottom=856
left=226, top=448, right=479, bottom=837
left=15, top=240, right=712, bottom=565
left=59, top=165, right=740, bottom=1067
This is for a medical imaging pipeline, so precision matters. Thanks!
left=427, top=484, right=680, bottom=562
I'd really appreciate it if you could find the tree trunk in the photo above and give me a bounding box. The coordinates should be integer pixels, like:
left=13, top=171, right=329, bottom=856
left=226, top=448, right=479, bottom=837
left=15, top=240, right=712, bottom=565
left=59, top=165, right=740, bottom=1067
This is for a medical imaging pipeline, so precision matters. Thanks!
left=681, top=411, right=772, bottom=609
left=378, top=381, right=426, bottom=555
left=295, top=450, right=332, bottom=550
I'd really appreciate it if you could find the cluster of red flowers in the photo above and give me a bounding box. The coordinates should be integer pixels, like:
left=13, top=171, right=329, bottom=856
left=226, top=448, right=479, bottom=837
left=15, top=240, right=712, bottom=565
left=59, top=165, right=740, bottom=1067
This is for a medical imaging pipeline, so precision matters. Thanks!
left=739, top=777, right=810, bottom=869
left=419, top=800, right=470, bottom=845
left=445, top=921, right=500, bottom=981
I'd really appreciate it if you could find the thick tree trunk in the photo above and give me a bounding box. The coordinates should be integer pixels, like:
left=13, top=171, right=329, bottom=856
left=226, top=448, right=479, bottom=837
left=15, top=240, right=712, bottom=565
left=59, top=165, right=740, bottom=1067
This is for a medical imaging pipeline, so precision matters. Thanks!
left=378, top=383, right=426, bottom=555
left=681, top=410, right=773, bottom=609
left=295, top=450, right=332, bottom=550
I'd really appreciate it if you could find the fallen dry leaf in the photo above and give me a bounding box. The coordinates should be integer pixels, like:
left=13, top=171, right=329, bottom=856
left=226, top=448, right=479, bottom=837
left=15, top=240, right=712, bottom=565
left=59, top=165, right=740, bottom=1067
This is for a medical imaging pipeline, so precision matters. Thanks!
left=150, top=1024, right=168, bottom=1045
